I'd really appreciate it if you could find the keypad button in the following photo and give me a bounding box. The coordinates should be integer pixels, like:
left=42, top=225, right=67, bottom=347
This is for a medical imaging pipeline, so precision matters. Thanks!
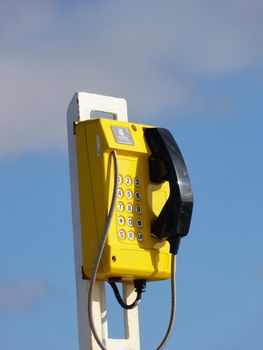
left=136, top=219, right=143, bottom=228
left=126, top=189, right=133, bottom=199
left=127, top=217, right=134, bottom=227
left=118, top=175, right=123, bottom=185
left=135, top=205, right=142, bottom=214
left=118, top=230, right=126, bottom=240
left=117, top=202, right=124, bottom=212
left=134, top=177, right=140, bottom=186
left=135, top=191, right=141, bottom=201
left=117, top=188, right=123, bottom=198
left=126, top=204, right=133, bottom=213
left=118, top=216, right=125, bottom=226
left=137, top=232, right=143, bottom=241
left=128, top=231, right=135, bottom=240
left=125, top=176, right=132, bottom=185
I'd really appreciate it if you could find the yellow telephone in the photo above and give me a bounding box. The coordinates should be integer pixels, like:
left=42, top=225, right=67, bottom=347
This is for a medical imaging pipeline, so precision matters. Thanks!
left=74, top=117, right=193, bottom=282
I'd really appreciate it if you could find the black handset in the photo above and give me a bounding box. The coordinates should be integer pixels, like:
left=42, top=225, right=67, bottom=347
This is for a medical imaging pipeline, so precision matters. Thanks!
left=144, top=128, right=193, bottom=254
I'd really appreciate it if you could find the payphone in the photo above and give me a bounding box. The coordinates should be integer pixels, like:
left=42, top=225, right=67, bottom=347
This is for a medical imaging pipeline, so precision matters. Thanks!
left=73, top=116, right=193, bottom=349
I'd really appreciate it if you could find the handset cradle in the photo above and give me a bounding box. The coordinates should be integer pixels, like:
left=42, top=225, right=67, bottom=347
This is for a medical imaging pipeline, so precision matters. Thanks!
left=145, top=128, right=193, bottom=254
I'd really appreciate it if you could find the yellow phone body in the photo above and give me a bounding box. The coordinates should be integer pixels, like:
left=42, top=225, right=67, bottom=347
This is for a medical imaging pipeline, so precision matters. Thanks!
left=75, top=118, right=173, bottom=282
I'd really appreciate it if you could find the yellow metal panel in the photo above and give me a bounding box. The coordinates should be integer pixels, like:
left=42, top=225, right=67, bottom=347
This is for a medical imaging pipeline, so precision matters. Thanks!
left=75, top=118, right=173, bottom=281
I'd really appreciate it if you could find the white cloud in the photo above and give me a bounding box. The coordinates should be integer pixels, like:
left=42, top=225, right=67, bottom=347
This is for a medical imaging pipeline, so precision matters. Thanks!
left=0, top=277, right=49, bottom=312
left=0, top=0, right=262, bottom=158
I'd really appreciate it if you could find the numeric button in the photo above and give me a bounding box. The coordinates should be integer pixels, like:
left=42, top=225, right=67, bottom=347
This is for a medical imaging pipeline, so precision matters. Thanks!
left=118, top=175, right=123, bottom=185
left=117, top=189, right=123, bottom=198
left=137, top=232, right=143, bottom=241
left=125, top=176, right=132, bottom=185
left=117, top=202, right=124, bottom=212
left=118, top=230, right=126, bottom=240
left=135, top=205, right=142, bottom=214
left=136, top=219, right=143, bottom=228
left=118, top=216, right=125, bottom=226
left=126, top=189, right=133, bottom=199
left=134, top=177, right=140, bottom=186
left=127, top=218, right=134, bottom=227
left=135, top=191, right=141, bottom=201
left=126, top=204, right=133, bottom=213
left=128, top=231, right=135, bottom=240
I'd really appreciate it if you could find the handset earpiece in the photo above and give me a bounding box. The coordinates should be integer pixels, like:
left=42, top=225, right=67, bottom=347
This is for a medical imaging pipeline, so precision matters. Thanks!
left=145, top=127, right=193, bottom=254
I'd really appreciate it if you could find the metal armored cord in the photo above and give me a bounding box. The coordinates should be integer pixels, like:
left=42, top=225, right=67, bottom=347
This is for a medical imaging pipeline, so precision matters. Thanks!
left=155, top=254, right=176, bottom=350
left=88, top=150, right=177, bottom=350
left=88, top=150, right=119, bottom=350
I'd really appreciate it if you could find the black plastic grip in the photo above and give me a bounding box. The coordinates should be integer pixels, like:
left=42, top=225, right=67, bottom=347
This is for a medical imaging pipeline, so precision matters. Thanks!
left=144, top=128, right=193, bottom=254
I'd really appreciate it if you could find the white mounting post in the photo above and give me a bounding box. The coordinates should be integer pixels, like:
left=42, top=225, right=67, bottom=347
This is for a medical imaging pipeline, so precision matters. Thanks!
left=67, top=92, right=141, bottom=350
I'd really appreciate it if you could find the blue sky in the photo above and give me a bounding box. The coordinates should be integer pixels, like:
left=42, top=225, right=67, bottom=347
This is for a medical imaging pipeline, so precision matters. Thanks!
left=1, top=1, right=263, bottom=349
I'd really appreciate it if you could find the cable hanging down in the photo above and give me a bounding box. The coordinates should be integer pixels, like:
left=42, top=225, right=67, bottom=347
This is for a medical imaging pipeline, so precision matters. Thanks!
left=87, top=150, right=177, bottom=350
left=155, top=254, right=176, bottom=350
left=108, top=279, right=146, bottom=310
left=87, top=150, right=119, bottom=350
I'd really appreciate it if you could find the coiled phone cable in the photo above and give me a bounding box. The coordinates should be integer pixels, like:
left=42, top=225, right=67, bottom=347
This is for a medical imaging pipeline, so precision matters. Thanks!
left=88, top=150, right=177, bottom=350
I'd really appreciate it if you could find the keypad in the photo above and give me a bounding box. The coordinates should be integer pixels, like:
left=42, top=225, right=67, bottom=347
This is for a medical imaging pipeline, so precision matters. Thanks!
left=116, top=175, right=143, bottom=243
